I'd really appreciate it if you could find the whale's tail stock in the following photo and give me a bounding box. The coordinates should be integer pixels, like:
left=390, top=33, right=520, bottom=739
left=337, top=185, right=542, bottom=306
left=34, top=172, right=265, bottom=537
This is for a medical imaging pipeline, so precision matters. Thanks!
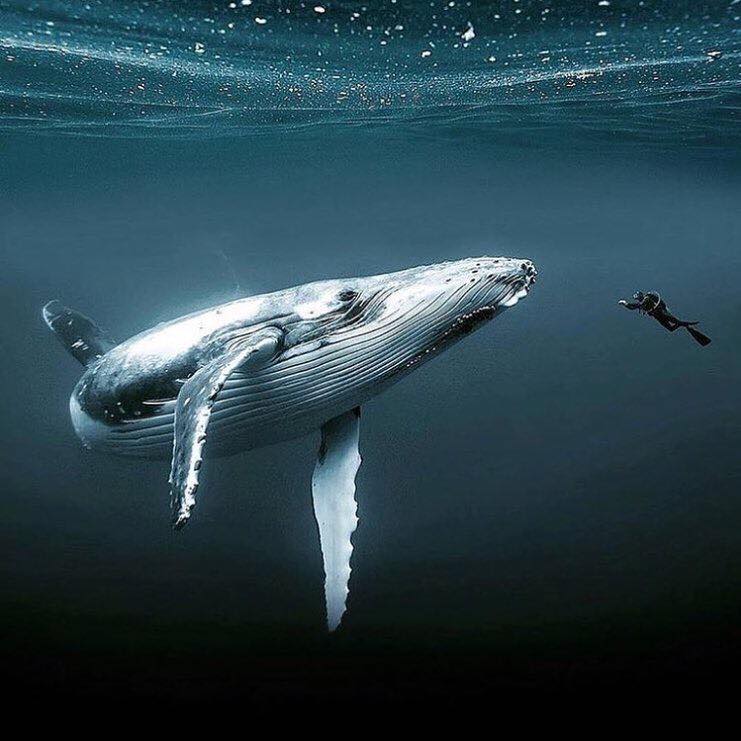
left=42, top=300, right=117, bottom=365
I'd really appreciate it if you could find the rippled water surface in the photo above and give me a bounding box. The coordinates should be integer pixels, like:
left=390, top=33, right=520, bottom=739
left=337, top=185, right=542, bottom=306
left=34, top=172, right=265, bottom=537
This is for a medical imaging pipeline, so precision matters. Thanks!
left=1, top=0, right=738, bottom=143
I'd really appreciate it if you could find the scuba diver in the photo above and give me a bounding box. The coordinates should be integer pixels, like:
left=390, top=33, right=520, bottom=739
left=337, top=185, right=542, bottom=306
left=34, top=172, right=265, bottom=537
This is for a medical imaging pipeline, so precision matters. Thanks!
left=618, top=292, right=711, bottom=346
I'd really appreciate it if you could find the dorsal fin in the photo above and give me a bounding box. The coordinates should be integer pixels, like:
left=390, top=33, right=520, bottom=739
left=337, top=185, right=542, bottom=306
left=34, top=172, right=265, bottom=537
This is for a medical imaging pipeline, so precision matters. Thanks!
left=42, top=300, right=117, bottom=366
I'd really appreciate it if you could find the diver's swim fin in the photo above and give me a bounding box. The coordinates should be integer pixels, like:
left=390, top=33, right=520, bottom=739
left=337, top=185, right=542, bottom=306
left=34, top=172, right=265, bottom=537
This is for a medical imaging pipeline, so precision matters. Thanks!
left=686, top=326, right=711, bottom=347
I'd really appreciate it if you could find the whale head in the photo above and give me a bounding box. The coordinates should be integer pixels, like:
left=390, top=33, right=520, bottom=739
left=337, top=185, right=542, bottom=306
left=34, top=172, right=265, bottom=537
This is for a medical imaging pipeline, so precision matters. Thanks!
left=369, top=254, right=537, bottom=324
left=284, top=256, right=537, bottom=380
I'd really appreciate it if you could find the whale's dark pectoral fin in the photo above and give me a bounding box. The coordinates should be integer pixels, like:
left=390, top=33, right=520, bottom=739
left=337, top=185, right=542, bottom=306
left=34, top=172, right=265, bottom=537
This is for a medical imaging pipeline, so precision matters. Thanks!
left=169, top=327, right=283, bottom=530
left=42, top=300, right=117, bottom=366
left=312, top=407, right=362, bottom=632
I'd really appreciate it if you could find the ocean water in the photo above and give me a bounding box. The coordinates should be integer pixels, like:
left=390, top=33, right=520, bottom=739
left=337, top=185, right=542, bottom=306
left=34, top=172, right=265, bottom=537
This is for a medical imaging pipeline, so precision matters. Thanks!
left=1, top=0, right=740, bottom=708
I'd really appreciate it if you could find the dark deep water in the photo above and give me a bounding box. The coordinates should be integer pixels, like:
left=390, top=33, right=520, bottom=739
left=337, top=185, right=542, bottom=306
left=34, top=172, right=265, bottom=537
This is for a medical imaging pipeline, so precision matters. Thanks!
left=1, top=0, right=741, bottom=712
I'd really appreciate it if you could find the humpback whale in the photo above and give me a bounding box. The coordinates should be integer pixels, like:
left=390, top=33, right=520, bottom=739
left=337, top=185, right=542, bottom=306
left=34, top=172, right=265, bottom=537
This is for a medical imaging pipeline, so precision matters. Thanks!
left=44, top=257, right=537, bottom=630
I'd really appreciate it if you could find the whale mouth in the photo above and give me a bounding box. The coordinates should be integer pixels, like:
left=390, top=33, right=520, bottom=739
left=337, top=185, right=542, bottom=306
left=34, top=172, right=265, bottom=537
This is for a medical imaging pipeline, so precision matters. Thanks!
left=501, top=261, right=537, bottom=307
left=451, top=305, right=498, bottom=335
left=501, top=282, right=531, bottom=307
left=445, top=264, right=537, bottom=339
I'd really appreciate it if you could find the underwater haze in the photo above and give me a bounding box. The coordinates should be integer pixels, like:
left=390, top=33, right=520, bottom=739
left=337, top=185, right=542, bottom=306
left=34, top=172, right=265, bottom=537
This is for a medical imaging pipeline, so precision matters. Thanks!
left=1, top=0, right=740, bottom=708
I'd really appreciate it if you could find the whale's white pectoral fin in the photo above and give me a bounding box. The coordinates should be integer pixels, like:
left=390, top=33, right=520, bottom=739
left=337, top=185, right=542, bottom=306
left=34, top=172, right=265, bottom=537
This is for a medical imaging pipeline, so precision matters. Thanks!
left=312, top=407, right=362, bottom=632
left=169, top=327, right=283, bottom=530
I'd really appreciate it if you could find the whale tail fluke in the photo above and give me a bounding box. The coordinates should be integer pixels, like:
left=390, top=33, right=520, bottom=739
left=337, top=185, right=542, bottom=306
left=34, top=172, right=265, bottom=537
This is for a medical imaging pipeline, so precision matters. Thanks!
left=42, top=300, right=117, bottom=365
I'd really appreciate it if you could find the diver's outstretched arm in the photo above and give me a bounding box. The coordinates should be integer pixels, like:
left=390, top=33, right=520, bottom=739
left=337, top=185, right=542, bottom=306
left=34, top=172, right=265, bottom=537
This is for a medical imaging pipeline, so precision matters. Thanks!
left=618, top=300, right=642, bottom=310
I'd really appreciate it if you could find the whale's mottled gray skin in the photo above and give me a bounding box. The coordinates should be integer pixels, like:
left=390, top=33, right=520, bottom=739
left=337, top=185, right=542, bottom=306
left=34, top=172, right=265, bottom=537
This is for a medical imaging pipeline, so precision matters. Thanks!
left=67, top=257, right=536, bottom=459
left=46, top=256, right=537, bottom=630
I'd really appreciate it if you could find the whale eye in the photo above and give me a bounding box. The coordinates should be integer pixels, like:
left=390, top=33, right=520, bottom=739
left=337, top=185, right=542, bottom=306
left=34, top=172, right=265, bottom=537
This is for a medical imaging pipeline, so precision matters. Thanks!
left=339, top=289, right=358, bottom=302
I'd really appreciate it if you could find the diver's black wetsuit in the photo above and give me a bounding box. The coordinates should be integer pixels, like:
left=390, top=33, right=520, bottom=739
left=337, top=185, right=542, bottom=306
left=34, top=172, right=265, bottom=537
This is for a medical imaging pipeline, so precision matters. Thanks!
left=619, top=292, right=711, bottom=346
